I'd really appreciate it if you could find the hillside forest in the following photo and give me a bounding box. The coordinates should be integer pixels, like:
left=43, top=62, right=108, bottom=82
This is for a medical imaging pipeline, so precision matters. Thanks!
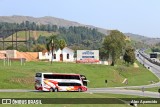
left=0, top=21, right=105, bottom=51
left=0, top=21, right=139, bottom=65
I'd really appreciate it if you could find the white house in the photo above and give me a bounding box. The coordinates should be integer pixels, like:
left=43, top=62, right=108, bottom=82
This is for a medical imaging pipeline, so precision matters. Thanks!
left=39, top=47, right=74, bottom=62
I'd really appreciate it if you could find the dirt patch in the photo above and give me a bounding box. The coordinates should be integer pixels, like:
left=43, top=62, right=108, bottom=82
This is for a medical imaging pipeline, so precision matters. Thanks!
left=133, top=63, right=139, bottom=68
left=112, top=70, right=124, bottom=83
left=0, top=53, right=6, bottom=59
left=16, top=51, right=38, bottom=61
left=0, top=50, right=39, bottom=61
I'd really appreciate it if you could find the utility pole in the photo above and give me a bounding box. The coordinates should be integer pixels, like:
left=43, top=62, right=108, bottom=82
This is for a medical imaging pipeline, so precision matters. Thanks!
left=51, top=39, right=54, bottom=64
left=3, top=34, right=4, bottom=50
left=12, top=30, right=13, bottom=49
left=16, top=30, right=18, bottom=50
left=25, top=29, right=27, bottom=49
left=28, top=30, right=31, bottom=51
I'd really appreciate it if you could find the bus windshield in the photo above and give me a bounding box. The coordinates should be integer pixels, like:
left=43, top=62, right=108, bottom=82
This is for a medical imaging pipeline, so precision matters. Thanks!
left=43, top=74, right=80, bottom=80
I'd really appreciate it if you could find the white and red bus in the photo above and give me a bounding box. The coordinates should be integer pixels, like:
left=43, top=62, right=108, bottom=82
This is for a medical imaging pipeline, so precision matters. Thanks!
left=35, top=73, right=88, bottom=92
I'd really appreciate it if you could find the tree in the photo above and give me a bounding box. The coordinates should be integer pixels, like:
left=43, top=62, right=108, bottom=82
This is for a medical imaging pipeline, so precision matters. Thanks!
left=6, top=46, right=14, bottom=50
left=47, top=24, right=52, bottom=32
left=59, top=39, right=66, bottom=52
left=32, top=44, right=46, bottom=52
left=31, top=22, right=37, bottom=30
left=46, top=34, right=59, bottom=64
left=37, top=35, right=47, bottom=44
left=82, top=40, right=91, bottom=47
left=18, top=46, right=29, bottom=52
left=99, top=47, right=109, bottom=60
left=151, top=43, right=160, bottom=52
left=123, top=46, right=136, bottom=65
left=52, top=25, right=58, bottom=32
left=59, top=39, right=67, bottom=61
left=103, top=30, right=126, bottom=66
left=25, top=21, right=30, bottom=29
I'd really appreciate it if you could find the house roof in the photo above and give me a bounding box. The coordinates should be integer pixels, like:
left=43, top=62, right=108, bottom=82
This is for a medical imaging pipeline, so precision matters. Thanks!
left=63, top=47, right=74, bottom=52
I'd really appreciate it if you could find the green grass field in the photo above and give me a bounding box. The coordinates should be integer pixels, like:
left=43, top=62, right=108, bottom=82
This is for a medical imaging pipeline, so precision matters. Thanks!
left=0, top=60, right=159, bottom=89
left=0, top=61, right=159, bottom=107
left=5, top=31, right=57, bottom=41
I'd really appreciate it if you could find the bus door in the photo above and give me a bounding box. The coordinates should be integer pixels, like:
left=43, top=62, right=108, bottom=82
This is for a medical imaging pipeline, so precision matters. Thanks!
left=80, top=75, right=89, bottom=86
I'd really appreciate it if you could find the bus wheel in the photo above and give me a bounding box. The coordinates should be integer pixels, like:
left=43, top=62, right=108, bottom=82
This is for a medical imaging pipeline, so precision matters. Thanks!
left=49, top=88, right=54, bottom=92
left=78, top=88, right=82, bottom=92
left=54, top=88, right=58, bottom=92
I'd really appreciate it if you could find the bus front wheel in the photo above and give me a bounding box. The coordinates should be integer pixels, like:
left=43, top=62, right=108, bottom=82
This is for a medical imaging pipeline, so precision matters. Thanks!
left=78, top=88, right=82, bottom=92
left=49, top=88, right=54, bottom=92
left=49, top=88, right=58, bottom=92
left=54, top=88, right=58, bottom=92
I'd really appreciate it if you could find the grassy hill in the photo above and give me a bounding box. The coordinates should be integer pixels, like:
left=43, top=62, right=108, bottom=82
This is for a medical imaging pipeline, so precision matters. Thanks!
left=4, top=31, right=57, bottom=41
left=0, top=61, right=158, bottom=89
left=125, top=33, right=160, bottom=45
left=0, top=60, right=159, bottom=107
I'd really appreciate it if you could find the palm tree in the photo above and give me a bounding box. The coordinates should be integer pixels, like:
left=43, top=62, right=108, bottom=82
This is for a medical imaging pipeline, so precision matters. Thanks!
left=59, top=39, right=66, bottom=62
left=46, top=34, right=59, bottom=64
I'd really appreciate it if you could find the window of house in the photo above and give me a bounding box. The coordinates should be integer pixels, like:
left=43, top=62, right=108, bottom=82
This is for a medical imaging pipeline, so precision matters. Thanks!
left=54, top=54, right=56, bottom=59
left=67, top=54, right=69, bottom=59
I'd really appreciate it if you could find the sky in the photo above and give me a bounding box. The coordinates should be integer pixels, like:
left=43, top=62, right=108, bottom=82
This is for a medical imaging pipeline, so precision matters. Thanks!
left=0, top=0, right=160, bottom=38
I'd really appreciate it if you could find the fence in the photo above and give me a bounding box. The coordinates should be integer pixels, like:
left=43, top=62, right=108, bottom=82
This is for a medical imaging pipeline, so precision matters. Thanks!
left=0, top=58, right=26, bottom=66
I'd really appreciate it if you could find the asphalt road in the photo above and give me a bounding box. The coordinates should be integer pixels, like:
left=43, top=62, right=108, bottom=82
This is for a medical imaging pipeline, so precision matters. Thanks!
left=0, top=88, right=159, bottom=98
left=137, top=51, right=160, bottom=79
left=87, top=88, right=160, bottom=98
left=1, top=50, right=160, bottom=98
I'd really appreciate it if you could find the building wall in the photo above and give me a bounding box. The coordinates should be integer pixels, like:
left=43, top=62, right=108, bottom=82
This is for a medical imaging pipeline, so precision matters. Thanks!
left=0, top=50, right=38, bottom=61
left=39, top=47, right=74, bottom=62
left=0, top=50, right=7, bottom=59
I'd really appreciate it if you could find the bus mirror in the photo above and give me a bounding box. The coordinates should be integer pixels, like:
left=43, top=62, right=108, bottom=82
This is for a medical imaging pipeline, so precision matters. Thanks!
left=83, top=80, right=90, bottom=82
left=81, top=77, right=85, bottom=79
left=105, top=80, right=107, bottom=83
